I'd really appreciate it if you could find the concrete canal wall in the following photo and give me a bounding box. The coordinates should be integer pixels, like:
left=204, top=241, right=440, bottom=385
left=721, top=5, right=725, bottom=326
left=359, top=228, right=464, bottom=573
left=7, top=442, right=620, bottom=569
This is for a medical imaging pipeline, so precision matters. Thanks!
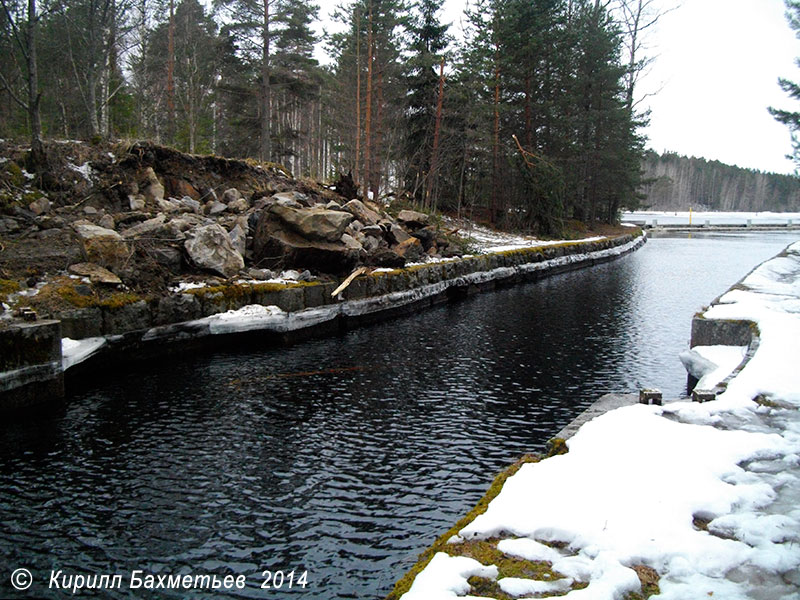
left=1, top=232, right=644, bottom=411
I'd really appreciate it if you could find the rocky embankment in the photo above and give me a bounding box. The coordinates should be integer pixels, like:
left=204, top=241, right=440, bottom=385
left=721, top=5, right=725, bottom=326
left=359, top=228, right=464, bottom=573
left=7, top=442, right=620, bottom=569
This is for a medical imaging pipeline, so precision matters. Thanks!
left=0, top=140, right=463, bottom=323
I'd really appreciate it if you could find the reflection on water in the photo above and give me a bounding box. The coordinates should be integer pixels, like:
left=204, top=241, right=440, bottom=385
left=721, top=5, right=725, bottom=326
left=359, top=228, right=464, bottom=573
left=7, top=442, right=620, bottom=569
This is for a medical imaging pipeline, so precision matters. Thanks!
left=0, top=232, right=796, bottom=599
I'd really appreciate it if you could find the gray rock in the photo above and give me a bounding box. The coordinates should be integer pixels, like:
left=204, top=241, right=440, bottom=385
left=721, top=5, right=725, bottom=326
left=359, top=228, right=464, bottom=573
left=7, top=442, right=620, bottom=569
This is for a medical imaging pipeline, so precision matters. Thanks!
left=411, top=225, right=437, bottom=249
left=253, top=223, right=359, bottom=275
left=207, top=201, right=228, bottom=216
left=362, top=235, right=381, bottom=253
left=221, top=188, right=242, bottom=204
left=154, top=293, right=201, bottom=326
left=268, top=204, right=353, bottom=243
left=388, top=223, right=411, bottom=245
left=0, top=217, right=20, bottom=234
left=169, top=214, right=209, bottom=234
left=103, top=300, right=151, bottom=335
left=72, top=220, right=129, bottom=270
left=397, top=209, right=429, bottom=228
left=157, top=198, right=182, bottom=213
left=129, top=194, right=147, bottom=211
left=325, top=200, right=342, bottom=210
left=122, top=214, right=168, bottom=239
left=68, top=262, right=122, bottom=285
left=297, top=270, right=314, bottom=282
left=272, top=191, right=311, bottom=207
left=177, top=196, right=201, bottom=214
left=28, top=197, right=50, bottom=215
left=184, top=223, right=245, bottom=278
left=246, top=268, right=276, bottom=281
left=83, top=206, right=98, bottom=215
left=341, top=233, right=364, bottom=252
left=270, top=193, right=302, bottom=209
left=98, top=214, right=116, bottom=230
left=228, top=220, right=248, bottom=256
left=35, top=215, right=65, bottom=230
left=149, top=246, right=183, bottom=272
left=282, top=269, right=302, bottom=280
left=342, top=199, right=381, bottom=226
left=368, top=249, right=405, bottom=268
left=227, top=197, right=249, bottom=213
left=142, top=167, right=165, bottom=203
left=394, top=237, right=424, bottom=262
left=361, top=224, right=384, bottom=239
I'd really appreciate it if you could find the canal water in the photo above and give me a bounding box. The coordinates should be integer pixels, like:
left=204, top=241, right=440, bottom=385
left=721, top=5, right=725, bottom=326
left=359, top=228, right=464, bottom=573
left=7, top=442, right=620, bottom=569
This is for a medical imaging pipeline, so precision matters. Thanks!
left=0, top=232, right=797, bottom=599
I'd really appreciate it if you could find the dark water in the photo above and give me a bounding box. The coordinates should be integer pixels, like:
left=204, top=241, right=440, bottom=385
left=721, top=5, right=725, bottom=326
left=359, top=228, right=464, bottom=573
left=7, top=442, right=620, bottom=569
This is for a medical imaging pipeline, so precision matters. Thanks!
left=1, top=232, right=796, bottom=599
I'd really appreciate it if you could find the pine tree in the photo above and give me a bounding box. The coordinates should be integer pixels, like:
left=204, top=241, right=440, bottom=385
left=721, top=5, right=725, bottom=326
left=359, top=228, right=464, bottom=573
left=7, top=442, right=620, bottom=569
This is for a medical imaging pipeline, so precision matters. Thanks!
left=769, top=0, right=800, bottom=169
left=402, top=0, right=449, bottom=206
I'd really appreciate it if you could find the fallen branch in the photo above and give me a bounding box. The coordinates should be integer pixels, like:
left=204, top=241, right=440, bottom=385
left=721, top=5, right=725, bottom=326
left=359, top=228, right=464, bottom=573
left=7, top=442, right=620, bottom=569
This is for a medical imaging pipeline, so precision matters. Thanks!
left=331, top=266, right=368, bottom=298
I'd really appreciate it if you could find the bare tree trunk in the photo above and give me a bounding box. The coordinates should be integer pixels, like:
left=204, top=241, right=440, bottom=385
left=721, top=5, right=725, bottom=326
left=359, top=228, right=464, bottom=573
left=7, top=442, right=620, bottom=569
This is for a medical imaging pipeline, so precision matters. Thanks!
left=425, top=57, right=445, bottom=211
left=371, top=64, right=383, bottom=201
left=354, top=8, right=361, bottom=183
left=260, top=0, right=271, bottom=161
left=362, top=2, right=373, bottom=198
left=26, top=0, right=45, bottom=168
left=491, top=62, right=500, bottom=224
left=99, top=2, right=114, bottom=139
left=166, top=0, right=175, bottom=143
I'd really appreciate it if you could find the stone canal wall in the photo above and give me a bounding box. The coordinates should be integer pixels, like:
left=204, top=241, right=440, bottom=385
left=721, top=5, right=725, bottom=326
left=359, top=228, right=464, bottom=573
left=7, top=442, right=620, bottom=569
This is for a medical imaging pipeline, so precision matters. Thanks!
left=2, top=232, right=644, bottom=410
left=0, top=320, right=63, bottom=412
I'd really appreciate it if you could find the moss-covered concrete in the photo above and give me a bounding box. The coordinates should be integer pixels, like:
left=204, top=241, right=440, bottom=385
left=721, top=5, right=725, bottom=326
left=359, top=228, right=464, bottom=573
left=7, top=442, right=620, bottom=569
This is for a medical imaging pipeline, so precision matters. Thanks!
left=48, top=232, right=642, bottom=341
left=1, top=231, right=645, bottom=411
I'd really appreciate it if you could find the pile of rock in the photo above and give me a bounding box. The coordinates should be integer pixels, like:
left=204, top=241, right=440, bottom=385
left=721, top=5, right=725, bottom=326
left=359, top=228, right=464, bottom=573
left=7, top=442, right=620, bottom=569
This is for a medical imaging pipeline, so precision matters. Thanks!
left=1, top=141, right=462, bottom=304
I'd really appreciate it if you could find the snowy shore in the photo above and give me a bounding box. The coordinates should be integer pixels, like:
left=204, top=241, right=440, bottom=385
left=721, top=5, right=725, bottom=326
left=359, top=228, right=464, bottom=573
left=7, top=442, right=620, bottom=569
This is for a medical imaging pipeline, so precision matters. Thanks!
left=400, top=241, right=800, bottom=599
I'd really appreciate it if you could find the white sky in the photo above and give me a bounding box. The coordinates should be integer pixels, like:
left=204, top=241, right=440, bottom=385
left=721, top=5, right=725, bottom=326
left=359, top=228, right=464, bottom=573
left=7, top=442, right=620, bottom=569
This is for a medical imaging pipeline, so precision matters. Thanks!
left=314, top=0, right=800, bottom=175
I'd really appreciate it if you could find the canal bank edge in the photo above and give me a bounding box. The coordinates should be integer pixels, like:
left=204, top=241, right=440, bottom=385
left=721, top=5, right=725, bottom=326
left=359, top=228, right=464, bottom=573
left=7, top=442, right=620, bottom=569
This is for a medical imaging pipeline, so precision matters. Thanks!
left=0, top=231, right=645, bottom=412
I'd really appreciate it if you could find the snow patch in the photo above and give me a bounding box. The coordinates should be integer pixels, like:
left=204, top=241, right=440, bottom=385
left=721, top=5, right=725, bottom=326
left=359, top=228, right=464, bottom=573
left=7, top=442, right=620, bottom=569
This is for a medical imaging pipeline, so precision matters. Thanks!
left=62, top=337, right=107, bottom=370
left=67, top=161, right=93, bottom=183
left=400, top=552, right=498, bottom=599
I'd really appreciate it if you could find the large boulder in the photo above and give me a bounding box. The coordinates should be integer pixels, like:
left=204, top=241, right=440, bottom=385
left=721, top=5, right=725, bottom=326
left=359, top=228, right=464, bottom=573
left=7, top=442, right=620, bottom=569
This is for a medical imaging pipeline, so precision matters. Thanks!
left=268, top=204, right=353, bottom=243
left=72, top=220, right=129, bottom=271
left=184, top=224, right=244, bottom=278
left=397, top=209, right=429, bottom=229
left=253, top=214, right=359, bottom=274
left=228, top=218, right=248, bottom=256
left=342, top=199, right=381, bottom=226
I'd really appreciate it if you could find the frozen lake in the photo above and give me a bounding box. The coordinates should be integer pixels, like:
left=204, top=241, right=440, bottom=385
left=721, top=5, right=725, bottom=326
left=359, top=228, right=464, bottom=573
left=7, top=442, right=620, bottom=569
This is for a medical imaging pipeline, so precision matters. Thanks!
left=0, top=231, right=797, bottom=599
left=623, top=210, right=800, bottom=226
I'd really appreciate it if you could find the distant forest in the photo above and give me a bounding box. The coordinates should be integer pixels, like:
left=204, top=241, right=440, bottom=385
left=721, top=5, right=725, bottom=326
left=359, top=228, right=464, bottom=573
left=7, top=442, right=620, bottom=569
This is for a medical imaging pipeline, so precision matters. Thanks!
left=640, top=151, right=800, bottom=212
left=0, top=0, right=660, bottom=233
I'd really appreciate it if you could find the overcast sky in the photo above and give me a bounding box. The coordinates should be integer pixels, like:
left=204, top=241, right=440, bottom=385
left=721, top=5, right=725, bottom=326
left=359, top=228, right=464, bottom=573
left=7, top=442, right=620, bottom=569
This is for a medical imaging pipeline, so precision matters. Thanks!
left=315, top=0, right=800, bottom=174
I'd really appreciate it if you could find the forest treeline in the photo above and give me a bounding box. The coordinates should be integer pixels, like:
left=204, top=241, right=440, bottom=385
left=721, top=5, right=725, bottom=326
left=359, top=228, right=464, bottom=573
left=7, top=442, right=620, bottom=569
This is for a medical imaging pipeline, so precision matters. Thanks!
left=641, top=151, right=800, bottom=212
left=1, top=0, right=653, bottom=233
